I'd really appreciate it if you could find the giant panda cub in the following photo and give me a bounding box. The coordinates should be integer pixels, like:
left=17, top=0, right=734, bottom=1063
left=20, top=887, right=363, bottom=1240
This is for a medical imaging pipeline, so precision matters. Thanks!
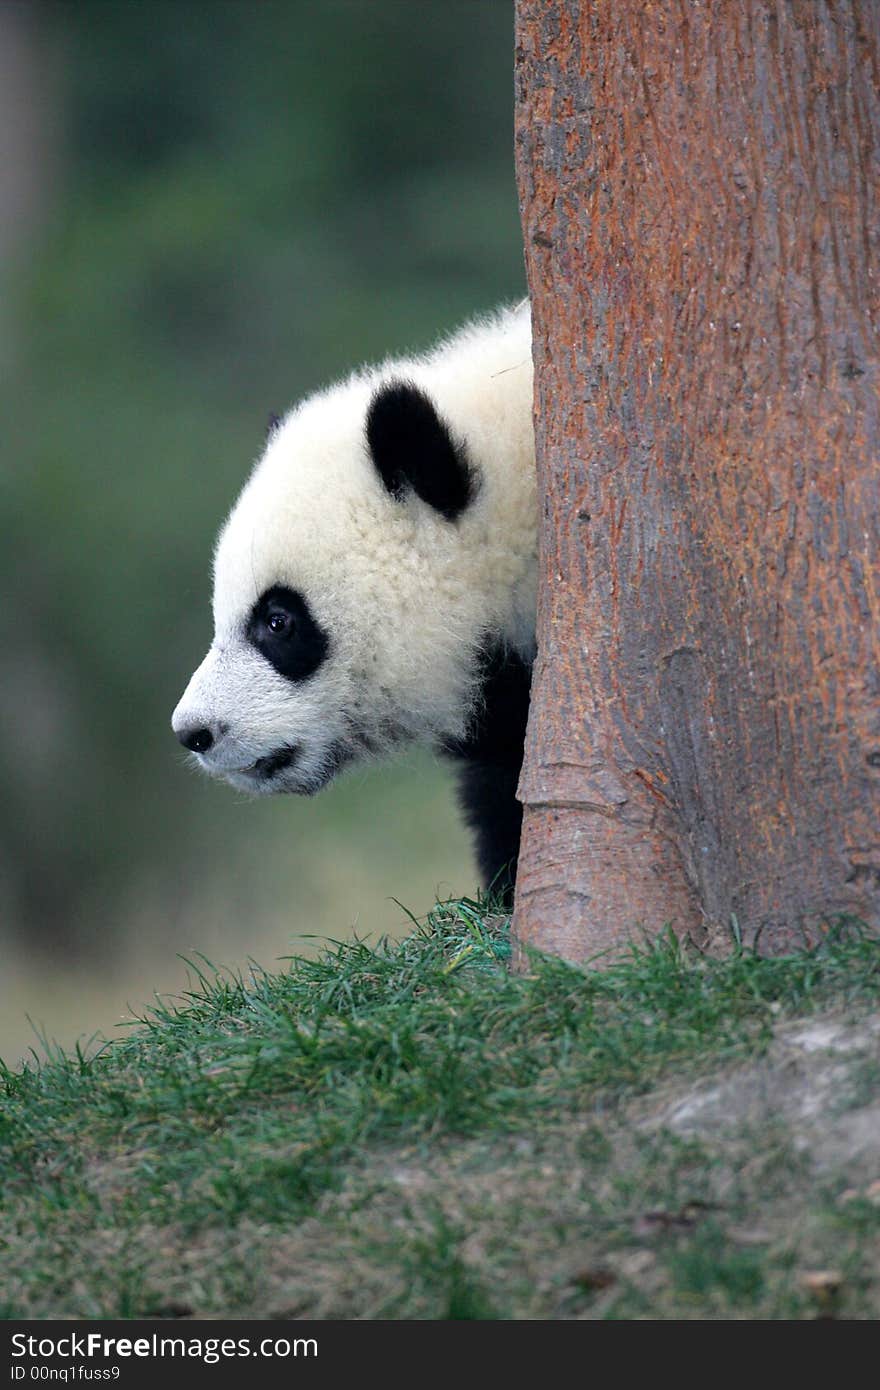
left=172, top=302, right=536, bottom=905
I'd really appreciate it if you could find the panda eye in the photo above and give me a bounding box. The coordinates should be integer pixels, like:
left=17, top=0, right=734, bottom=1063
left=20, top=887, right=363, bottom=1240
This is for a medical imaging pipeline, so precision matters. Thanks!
left=248, top=585, right=329, bottom=681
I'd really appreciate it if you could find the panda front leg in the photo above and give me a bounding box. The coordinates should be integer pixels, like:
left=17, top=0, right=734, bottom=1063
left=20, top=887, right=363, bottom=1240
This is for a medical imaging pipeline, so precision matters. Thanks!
left=441, top=641, right=533, bottom=910
left=453, top=760, right=523, bottom=909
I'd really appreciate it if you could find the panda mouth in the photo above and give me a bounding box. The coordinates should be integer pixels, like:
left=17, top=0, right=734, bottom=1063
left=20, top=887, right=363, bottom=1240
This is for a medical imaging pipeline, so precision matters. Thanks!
left=251, top=746, right=299, bottom=779
left=238, top=739, right=354, bottom=794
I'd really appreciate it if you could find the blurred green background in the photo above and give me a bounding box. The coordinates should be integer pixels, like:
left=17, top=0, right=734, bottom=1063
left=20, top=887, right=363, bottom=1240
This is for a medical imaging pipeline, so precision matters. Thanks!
left=0, top=0, right=524, bottom=1064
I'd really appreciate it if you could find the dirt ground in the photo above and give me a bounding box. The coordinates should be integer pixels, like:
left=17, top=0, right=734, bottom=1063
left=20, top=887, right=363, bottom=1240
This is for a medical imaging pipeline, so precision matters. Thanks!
left=103, top=1007, right=880, bottom=1319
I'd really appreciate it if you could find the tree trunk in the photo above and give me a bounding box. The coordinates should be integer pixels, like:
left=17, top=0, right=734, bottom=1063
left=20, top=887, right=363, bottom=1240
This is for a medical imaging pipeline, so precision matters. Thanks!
left=513, top=0, right=880, bottom=962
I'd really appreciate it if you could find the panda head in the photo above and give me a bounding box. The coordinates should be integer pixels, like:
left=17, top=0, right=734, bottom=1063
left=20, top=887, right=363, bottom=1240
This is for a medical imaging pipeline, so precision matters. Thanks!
left=171, top=376, right=486, bottom=797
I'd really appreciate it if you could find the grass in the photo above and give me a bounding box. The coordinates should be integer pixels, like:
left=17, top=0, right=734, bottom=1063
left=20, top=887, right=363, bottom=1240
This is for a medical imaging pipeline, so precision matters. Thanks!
left=1, top=903, right=879, bottom=1318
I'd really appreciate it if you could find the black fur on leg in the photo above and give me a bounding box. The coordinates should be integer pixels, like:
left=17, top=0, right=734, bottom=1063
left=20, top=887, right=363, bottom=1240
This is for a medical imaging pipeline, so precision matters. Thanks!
left=453, top=762, right=523, bottom=908
left=440, top=639, right=533, bottom=909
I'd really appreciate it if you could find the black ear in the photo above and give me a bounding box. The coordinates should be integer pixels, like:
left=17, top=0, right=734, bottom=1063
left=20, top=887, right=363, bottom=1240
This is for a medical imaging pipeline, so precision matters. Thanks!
left=265, top=412, right=282, bottom=442
left=365, top=379, right=474, bottom=521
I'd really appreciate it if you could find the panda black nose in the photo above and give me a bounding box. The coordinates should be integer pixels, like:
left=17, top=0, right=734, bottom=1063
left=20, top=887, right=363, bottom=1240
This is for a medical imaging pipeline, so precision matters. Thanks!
left=178, top=726, right=215, bottom=754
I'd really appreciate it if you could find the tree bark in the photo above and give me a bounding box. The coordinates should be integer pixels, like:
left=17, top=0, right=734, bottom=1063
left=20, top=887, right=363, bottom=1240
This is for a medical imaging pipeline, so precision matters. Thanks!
left=513, top=0, right=880, bottom=962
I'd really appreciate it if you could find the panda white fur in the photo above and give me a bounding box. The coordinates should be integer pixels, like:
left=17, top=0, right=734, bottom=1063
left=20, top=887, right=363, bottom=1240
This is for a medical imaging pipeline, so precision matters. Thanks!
left=172, top=301, right=536, bottom=904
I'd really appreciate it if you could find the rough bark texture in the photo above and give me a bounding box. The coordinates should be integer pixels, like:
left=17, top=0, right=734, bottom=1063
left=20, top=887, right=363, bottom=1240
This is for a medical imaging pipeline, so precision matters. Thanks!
left=513, top=0, right=880, bottom=961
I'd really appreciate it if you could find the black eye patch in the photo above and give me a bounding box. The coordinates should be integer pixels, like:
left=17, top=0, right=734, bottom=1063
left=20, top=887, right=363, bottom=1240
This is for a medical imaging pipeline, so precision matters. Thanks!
left=246, top=586, right=330, bottom=681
